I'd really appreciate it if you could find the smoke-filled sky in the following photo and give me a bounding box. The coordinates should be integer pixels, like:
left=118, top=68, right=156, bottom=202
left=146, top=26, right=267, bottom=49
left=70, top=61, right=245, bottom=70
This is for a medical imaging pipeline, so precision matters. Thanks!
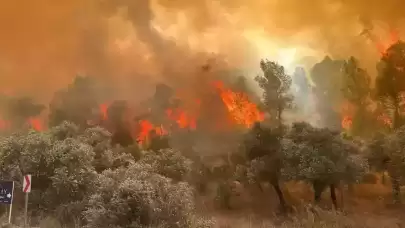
left=1, top=0, right=404, bottom=101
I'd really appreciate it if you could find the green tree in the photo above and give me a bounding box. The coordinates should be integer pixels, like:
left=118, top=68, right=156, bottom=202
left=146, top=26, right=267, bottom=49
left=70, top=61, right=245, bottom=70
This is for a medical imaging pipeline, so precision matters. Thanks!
left=242, top=122, right=288, bottom=213
left=255, top=60, right=293, bottom=128
left=282, top=122, right=368, bottom=208
left=375, top=41, right=405, bottom=129
left=368, top=127, right=405, bottom=204
left=341, top=57, right=373, bottom=136
left=310, top=56, right=345, bottom=130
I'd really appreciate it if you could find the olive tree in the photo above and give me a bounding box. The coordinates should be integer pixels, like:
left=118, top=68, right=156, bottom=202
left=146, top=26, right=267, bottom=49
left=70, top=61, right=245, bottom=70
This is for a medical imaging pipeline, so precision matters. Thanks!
left=282, top=122, right=369, bottom=209
left=368, top=126, right=405, bottom=204
left=241, top=122, right=288, bottom=212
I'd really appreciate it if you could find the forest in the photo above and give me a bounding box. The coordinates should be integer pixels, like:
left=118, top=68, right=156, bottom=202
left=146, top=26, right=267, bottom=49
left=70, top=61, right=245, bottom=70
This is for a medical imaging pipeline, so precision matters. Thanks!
left=1, top=40, right=405, bottom=228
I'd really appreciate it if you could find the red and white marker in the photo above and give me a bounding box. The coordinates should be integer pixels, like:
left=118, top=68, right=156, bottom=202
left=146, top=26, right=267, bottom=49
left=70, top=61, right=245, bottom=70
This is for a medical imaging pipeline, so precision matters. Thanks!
left=23, top=175, right=31, bottom=193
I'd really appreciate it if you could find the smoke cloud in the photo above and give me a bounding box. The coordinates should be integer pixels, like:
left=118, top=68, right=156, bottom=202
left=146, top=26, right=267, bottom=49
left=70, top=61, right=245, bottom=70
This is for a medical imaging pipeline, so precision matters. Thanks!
left=1, top=0, right=405, bottom=101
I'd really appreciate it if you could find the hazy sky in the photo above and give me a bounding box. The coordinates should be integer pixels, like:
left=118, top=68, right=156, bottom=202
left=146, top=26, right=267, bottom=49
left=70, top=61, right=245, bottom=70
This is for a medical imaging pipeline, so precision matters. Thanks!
left=1, top=0, right=404, bottom=101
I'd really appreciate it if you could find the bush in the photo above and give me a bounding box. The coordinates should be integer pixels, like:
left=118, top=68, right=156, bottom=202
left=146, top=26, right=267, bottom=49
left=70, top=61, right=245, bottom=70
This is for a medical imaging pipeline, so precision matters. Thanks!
left=84, top=163, right=213, bottom=228
left=139, top=149, right=193, bottom=182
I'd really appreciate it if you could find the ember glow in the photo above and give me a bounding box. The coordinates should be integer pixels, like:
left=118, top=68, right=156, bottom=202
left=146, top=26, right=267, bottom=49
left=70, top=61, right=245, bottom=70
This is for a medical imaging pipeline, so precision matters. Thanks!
left=340, top=101, right=355, bottom=131
left=377, top=113, right=393, bottom=127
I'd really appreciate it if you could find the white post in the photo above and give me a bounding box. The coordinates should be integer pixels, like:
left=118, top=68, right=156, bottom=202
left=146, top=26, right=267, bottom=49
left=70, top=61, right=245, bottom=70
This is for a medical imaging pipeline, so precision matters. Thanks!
left=8, top=181, right=14, bottom=224
left=24, top=192, right=29, bottom=227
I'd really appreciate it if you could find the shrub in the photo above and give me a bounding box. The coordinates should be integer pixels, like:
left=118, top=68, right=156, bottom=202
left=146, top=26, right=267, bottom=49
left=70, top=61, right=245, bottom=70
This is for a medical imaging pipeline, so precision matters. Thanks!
left=139, top=149, right=193, bottom=182
left=84, top=163, right=212, bottom=228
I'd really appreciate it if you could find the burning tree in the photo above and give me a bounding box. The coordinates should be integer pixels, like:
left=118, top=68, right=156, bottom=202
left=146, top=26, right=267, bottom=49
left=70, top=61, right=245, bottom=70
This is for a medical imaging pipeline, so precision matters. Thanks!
left=255, top=60, right=293, bottom=128
left=375, top=41, right=405, bottom=129
left=0, top=96, right=45, bottom=131
left=341, top=57, right=373, bottom=136
left=106, top=100, right=134, bottom=147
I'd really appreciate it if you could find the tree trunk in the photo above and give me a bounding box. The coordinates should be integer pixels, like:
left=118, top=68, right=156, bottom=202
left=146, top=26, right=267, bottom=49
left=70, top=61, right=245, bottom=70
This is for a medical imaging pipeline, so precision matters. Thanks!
left=391, top=175, right=402, bottom=204
left=381, top=171, right=386, bottom=185
left=313, top=180, right=327, bottom=205
left=347, top=183, right=354, bottom=195
left=338, top=182, right=344, bottom=209
left=271, top=181, right=287, bottom=213
left=393, top=98, right=400, bottom=129
left=330, top=184, right=338, bottom=210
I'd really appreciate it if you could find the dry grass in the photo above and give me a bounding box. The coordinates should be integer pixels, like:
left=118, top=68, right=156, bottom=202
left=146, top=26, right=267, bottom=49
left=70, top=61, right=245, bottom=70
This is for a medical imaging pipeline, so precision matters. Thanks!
left=210, top=180, right=405, bottom=228
left=3, top=180, right=405, bottom=228
left=214, top=207, right=404, bottom=228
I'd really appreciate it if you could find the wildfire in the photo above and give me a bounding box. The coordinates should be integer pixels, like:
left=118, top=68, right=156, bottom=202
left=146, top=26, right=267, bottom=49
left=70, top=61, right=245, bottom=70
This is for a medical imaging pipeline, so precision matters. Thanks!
left=213, top=81, right=264, bottom=128
left=340, top=101, right=355, bottom=130
left=136, top=119, right=168, bottom=144
left=377, top=113, right=393, bottom=128
left=166, top=108, right=197, bottom=130
left=28, top=118, right=44, bottom=131
left=99, top=103, right=108, bottom=120
left=341, top=116, right=353, bottom=130
left=0, top=118, right=10, bottom=130
left=376, top=30, right=399, bottom=56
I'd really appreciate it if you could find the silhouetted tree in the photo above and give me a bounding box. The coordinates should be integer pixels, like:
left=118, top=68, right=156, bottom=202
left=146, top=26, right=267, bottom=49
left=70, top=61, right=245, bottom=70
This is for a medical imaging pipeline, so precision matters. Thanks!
left=375, top=41, right=405, bottom=129
left=107, top=100, right=134, bottom=147
left=341, top=57, right=373, bottom=136
left=49, top=76, right=100, bottom=128
left=255, top=60, right=293, bottom=129
left=3, top=96, right=45, bottom=128
left=311, top=56, right=345, bottom=130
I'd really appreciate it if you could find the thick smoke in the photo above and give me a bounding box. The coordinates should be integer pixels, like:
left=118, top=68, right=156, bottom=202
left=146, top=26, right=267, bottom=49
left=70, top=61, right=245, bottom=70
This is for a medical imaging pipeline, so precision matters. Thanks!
left=1, top=0, right=405, bottom=101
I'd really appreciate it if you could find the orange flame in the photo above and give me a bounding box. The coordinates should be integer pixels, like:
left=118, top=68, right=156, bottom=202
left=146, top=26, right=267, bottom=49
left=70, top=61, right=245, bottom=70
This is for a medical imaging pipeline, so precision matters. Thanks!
left=377, top=29, right=400, bottom=56
left=340, top=101, right=355, bottom=130
left=136, top=119, right=168, bottom=144
left=0, top=118, right=10, bottom=130
left=213, top=81, right=264, bottom=127
left=28, top=118, right=43, bottom=131
left=341, top=116, right=353, bottom=130
left=99, top=103, right=108, bottom=120
left=377, top=113, right=392, bottom=128
left=166, top=108, right=197, bottom=129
